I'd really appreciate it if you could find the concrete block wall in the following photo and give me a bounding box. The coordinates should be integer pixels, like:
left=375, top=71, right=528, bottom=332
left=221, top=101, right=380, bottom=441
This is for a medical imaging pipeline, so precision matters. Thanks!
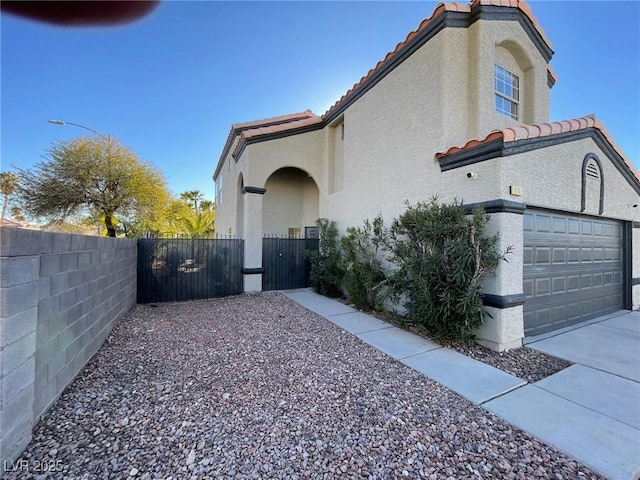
left=0, top=228, right=137, bottom=471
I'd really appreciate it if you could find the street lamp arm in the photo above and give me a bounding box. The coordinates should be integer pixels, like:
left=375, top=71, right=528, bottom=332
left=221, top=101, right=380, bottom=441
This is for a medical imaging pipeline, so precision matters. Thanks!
left=48, top=119, right=108, bottom=139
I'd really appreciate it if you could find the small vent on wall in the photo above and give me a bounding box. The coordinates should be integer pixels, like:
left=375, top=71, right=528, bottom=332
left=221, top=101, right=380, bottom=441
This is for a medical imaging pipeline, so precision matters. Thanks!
left=586, top=162, right=600, bottom=179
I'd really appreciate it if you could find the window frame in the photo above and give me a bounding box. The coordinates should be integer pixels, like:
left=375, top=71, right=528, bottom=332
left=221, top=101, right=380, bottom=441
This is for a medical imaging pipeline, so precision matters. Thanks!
left=494, top=64, right=520, bottom=120
left=215, top=176, right=222, bottom=205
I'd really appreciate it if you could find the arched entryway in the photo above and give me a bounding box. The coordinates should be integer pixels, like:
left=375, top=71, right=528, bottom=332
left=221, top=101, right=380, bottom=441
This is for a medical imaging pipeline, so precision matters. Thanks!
left=262, top=167, right=319, bottom=237
left=261, top=167, right=320, bottom=290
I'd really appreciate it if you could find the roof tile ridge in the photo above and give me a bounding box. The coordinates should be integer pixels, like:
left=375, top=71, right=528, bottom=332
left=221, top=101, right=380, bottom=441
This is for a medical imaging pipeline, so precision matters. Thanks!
left=323, top=2, right=467, bottom=119
left=435, top=129, right=504, bottom=158
left=437, top=114, right=639, bottom=186
left=243, top=116, right=323, bottom=139
left=470, top=0, right=552, bottom=49
left=231, top=110, right=319, bottom=130
left=232, top=131, right=248, bottom=158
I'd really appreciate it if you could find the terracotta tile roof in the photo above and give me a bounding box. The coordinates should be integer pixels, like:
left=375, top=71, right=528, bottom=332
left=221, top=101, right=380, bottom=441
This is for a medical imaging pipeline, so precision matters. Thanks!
left=214, top=110, right=321, bottom=179
left=231, top=110, right=317, bottom=131
left=435, top=114, right=640, bottom=182
left=547, top=65, right=559, bottom=85
left=231, top=116, right=323, bottom=158
left=322, top=0, right=552, bottom=119
left=472, top=0, right=551, bottom=48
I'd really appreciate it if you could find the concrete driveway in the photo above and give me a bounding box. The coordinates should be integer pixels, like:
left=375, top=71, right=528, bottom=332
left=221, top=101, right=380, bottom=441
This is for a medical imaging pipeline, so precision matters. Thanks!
left=485, top=311, right=640, bottom=480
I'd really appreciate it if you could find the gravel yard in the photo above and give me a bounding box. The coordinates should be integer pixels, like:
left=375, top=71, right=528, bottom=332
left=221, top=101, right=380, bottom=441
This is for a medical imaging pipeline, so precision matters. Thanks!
left=366, top=309, right=572, bottom=383
left=5, top=292, right=601, bottom=480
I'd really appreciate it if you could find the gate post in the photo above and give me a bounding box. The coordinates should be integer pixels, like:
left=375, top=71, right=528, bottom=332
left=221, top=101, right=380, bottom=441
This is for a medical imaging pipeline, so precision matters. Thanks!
left=241, top=186, right=266, bottom=292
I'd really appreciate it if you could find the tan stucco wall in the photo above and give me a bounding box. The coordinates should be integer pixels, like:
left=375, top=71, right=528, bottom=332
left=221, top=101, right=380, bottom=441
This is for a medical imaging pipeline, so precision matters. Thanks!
left=245, top=130, right=325, bottom=191
left=213, top=135, right=242, bottom=237
left=437, top=157, right=503, bottom=205
left=327, top=122, right=344, bottom=194
left=477, top=305, right=524, bottom=351
left=263, top=168, right=319, bottom=237
left=321, top=32, right=445, bottom=230
left=500, top=138, right=640, bottom=221
left=215, top=129, right=324, bottom=237
left=467, top=20, right=550, bottom=141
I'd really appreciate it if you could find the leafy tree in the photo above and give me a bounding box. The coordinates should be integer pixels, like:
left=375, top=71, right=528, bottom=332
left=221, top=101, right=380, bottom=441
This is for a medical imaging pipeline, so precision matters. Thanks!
left=0, top=171, right=19, bottom=223
left=16, top=136, right=170, bottom=237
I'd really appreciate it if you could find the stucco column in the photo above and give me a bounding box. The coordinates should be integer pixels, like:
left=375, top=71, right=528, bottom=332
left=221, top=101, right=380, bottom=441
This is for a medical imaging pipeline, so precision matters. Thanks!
left=475, top=206, right=526, bottom=351
left=241, top=186, right=266, bottom=292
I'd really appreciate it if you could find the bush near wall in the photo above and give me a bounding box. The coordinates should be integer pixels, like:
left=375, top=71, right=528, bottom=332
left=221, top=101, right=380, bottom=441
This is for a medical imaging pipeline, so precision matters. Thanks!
left=305, top=218, right=344, bottom=297
left=341, top=215, right=388, bottom=311
left=387, top=199, right=510, bottom=344
left=311, top=199, right=510, bottom=344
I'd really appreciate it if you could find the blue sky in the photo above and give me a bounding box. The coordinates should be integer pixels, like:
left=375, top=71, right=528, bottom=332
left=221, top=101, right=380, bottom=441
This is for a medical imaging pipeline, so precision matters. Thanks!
left=2, top=1, right=638, bottom=202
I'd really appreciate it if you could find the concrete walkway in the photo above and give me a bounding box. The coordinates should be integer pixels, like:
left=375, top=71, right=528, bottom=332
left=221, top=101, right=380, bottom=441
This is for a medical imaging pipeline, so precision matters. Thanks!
left=283, top=289, right=640, bottom=480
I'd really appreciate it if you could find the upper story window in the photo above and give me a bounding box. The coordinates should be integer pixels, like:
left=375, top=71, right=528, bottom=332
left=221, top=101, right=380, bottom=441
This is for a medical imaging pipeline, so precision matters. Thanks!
left=215, top=176, right=222, bottom=205
left=495, top=64, right=519, bottom=120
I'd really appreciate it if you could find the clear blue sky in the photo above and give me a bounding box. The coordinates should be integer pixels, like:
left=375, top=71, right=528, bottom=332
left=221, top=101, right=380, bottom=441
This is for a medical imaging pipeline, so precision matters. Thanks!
left=2, top=1, right=638, bottom=202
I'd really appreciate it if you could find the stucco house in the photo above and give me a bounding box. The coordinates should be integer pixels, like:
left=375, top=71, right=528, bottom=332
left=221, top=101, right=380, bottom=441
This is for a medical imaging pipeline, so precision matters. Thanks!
left=213, top=0, right=640, bottom=351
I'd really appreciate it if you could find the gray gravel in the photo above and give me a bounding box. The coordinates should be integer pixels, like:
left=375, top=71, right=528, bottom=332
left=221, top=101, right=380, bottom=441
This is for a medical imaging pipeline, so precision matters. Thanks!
left=4, top=292, right=601, bottom=480
left=449, top=343, right=572, bottom=383
left=367, top=309, right=572, bottom=382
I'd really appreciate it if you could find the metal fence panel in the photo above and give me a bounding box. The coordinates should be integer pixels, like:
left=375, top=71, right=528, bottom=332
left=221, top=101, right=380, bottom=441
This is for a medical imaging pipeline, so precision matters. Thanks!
left=263, top=237, right=319, bottom=291
left=137, top=236, right=244, bottom=303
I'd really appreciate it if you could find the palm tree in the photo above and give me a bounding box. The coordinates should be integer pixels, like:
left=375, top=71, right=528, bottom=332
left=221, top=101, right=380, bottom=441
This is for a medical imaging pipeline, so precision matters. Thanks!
left=180, top=190, right=204, bottom=213
left=10, top=206, right=24, bottom=222
left=179, top=210, right=215, bottom=238
left=0, top=172, right=19, bottom=224
left=200, top=199, right=215, bottom=212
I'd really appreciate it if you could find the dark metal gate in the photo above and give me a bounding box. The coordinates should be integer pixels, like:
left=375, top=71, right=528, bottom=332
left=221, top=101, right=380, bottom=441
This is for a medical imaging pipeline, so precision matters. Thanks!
left=137, top=236, right=244, bottom=303
left=262, top=236, right=319, bottom=291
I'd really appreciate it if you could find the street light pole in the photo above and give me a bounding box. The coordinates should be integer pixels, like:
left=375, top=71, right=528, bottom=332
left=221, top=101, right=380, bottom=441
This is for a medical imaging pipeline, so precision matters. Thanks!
left=47, top=119, right=107, bottom=139
left=47, top=119, right=114, bottom=236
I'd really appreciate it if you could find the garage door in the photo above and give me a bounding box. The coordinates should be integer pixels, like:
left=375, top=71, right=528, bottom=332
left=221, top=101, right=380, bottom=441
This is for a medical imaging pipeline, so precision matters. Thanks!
left=523, top=210, right=624, bottom=336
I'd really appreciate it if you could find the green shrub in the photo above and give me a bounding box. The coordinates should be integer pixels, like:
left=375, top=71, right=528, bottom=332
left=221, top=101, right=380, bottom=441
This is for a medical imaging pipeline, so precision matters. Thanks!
left=387, top=198, right=510, bottom=344
left=305, top=218, right=344, bottom=297
left=341, top=215, right=388, bottom=311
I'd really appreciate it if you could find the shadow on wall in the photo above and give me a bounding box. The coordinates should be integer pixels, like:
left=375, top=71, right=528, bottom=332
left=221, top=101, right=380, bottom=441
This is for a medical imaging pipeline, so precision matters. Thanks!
left=0, top=228, right=137, bottom=472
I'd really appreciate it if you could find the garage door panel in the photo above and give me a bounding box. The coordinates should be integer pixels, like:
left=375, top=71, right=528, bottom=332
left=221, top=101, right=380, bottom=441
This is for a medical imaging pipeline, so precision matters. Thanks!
left=523, top=210, right=624, bottom=336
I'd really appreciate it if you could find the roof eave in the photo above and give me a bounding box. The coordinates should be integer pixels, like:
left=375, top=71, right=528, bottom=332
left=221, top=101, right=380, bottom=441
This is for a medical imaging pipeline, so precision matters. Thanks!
left=438, top=127, right=640, bottom=195
left=233, top=121, right=325, bottom=162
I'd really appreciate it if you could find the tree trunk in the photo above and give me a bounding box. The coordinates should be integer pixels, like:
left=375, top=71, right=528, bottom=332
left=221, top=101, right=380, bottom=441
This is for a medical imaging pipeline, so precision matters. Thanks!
left=104, top=214, right=117, bottom=237
left=1, top=195, right=8, bottom=224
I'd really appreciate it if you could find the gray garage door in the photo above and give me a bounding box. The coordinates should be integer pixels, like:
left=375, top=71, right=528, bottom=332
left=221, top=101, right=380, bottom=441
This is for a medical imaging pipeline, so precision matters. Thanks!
left=523, top=210, right=624, bottom=336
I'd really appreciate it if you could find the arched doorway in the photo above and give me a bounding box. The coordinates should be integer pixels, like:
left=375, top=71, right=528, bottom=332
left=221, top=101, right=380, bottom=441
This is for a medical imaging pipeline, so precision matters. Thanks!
left=262, top=167, right=319, bottom=237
